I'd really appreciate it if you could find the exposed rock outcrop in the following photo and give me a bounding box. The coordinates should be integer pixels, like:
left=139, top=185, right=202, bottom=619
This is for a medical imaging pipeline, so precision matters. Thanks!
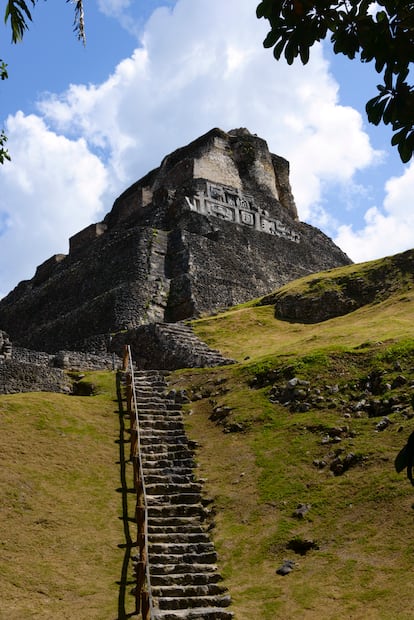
left=261, top=248, right=414, bottom=323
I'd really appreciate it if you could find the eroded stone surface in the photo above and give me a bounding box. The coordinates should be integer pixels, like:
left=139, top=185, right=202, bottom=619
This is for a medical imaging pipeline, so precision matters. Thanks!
left=0, top=127, right=351, bottom=352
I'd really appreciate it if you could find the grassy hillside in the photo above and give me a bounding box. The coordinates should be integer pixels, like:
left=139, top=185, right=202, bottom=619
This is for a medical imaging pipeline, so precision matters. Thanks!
left=168, top=252, right=414, bottom=619
left=0, top=372, right=137, bottom=620
left=2, top=250, right=414, bottom=619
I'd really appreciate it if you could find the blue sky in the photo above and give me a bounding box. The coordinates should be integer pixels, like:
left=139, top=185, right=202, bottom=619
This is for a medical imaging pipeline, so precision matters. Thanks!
left=0, top=0, right=413, bottom=298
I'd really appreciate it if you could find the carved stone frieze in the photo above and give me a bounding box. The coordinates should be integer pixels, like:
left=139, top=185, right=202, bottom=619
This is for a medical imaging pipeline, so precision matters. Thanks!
left=185, top=181, right=300, bottom=243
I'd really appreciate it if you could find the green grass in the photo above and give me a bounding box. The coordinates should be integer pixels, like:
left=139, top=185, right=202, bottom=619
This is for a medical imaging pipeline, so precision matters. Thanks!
left=169, top=261, right=414, bottom=618
left=3, top=251, right=414, bottom=619
left=0, top=371, right=136, bottom=620
left=172, top=353, right=414, bottom=617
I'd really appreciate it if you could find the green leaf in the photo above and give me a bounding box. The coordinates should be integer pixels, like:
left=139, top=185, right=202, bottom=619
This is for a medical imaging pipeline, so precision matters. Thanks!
left=256, top=0, right=414, bottom=164
left=398, top=139, right=413, bottom=163
left=263, top=29, right=279, bottom=48
left=0, top=60, right=8, bottom=80
left=366, top=94, right=389, bottom=125
left=4, top=0, right=35, bottom=43
left=299, top=44, right=310, bottom=64
left=0, top=130, right=10, bottom=164
left=391, top=127, right=408, bottom=146
left=273, top=38, right=287, bottom=60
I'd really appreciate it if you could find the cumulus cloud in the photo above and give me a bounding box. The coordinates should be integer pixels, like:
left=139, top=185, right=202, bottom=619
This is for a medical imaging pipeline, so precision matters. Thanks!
left=0, top=112, right=108, bottom=296
left=335, top=162, right=414, bottom=262
left=0, top=0, right=384, bottom=296
left=97, top=0, right=132, bottom=15
left=40, top=0, right=378, bottom=209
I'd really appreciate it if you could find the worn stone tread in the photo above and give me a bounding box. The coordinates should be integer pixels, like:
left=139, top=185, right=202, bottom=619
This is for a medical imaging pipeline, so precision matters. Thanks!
left=133, top=370, right=232, bottom=617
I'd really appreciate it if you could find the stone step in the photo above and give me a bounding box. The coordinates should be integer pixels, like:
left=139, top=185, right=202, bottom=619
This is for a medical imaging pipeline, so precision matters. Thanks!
left=149, top=572, right=224, bottom=587
left=147, top=493, right=202, bottom=506
left=135, top=406, right=184, bottom=415
left=152, top=583, right=227, bottom=598
left=140, top=451, right=194, bottom=462
left=139, top=432, right=188, bottom=442
left=142, top=444, right=193, bottom=455
left=137, top=417, right=184, bottom=426
left=138, top=396, right=175, bottom=402
left=140, top=436, right=189, bottom=447
left=138, top=420, right=185, bottom=431
left=135, top=394, right=174, bottom=402
left=135, top=383, right=168, bottom=391
left=142, top=458, right=195, bottom=467
left=135, top=390, right=168, bottom=398
left=139, top=428, right=187, bottom=437
left=142, top=459, right=196, bottom=470
left=140, top=439, right=187, bottom=448
left=144, top=474, right=197, bottom=485
left=143, top=468, right=196, bottom=478
left=149, top=562, right=219, bottom=575
left=143, top=463, right=196, bottom=472
left=146, top=515, right=206, bottom=527
left=149, top=553, right=217, bottom=566
left=148, top=542, right=216, bottom=556
left=147, top=524, right=206, bottom=535
left=157, top=594, right=231, bottom=610
left=137, top=408, right=182, bottom=416
left=145, top=482, right=202, bottom=495
left=134, top=381, right=166, bottom=387
left=148, top=532, right=210, bottom=544
left=147, top=504, right=206, bottom=518
left=135, top=391, right=172, bottom=398
left=139, top=444, right=191, bottom=455
left=135, top=370, right=168, bottom=377
left=137, top=409, right=182, bottom=418
left=135, top=373, right=167, bottom=380
left=153, top=609, right=233, bottom=620
left=136, top=399, right=170, bottom=406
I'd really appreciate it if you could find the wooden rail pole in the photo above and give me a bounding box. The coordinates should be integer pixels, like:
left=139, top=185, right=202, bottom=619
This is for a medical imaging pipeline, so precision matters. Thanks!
left=123, top=344, right=153, bottom=619
left=122, top=344, right=129, bottom=371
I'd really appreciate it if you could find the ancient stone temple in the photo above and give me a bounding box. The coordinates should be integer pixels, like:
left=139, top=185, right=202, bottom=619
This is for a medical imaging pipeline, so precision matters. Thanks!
left=0, top=128, right=351, bottom=353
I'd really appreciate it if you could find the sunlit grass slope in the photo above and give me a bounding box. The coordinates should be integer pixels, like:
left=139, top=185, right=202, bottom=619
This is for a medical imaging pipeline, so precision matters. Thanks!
left=168, top=251, right=414, bottom=619
left=191, top=253, right=414, bottom=363
left=0, top=371, right=136, bottom=620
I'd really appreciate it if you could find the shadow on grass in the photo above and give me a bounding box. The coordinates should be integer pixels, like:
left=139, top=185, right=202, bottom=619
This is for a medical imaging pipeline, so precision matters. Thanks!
left=115, top=372, right=138, bottom=620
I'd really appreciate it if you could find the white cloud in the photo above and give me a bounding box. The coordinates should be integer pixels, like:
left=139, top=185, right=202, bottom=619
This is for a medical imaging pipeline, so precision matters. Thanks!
left=0, top=112, right=108, bottom=296
left=97, top=0, right=132, bottom=15
left=40, top=0, right=378, bottom=210
left=335, top=162, right=414, bottom=262
left=1, top=0, right=383, bottom=296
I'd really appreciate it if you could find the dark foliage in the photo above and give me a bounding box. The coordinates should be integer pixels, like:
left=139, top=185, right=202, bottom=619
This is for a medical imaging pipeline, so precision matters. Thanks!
left=257, top=0, right=414, bottom=162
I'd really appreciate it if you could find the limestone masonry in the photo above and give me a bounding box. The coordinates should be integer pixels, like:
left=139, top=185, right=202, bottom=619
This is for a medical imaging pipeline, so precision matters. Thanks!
left=0, top=127, right=351, bottom=353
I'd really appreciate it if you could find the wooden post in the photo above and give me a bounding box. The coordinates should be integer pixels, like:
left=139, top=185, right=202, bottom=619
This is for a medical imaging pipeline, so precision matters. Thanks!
left=123, top=344, right=152, bottom=619
left=122, top=344, right=129, bottom=371
left=141, top=591, right=150, bottom=620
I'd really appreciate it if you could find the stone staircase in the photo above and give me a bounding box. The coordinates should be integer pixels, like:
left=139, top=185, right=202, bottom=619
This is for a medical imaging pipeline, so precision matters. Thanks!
left=112, top=321, right=235, bottom=371
left=153, top=322, right=235, bottom=369
left=133, top=370, right=233, bottom=619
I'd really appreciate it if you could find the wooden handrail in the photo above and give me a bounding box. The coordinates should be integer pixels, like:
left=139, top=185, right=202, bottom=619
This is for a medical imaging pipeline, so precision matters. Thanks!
left=123, top=345, right=154, bottom=619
